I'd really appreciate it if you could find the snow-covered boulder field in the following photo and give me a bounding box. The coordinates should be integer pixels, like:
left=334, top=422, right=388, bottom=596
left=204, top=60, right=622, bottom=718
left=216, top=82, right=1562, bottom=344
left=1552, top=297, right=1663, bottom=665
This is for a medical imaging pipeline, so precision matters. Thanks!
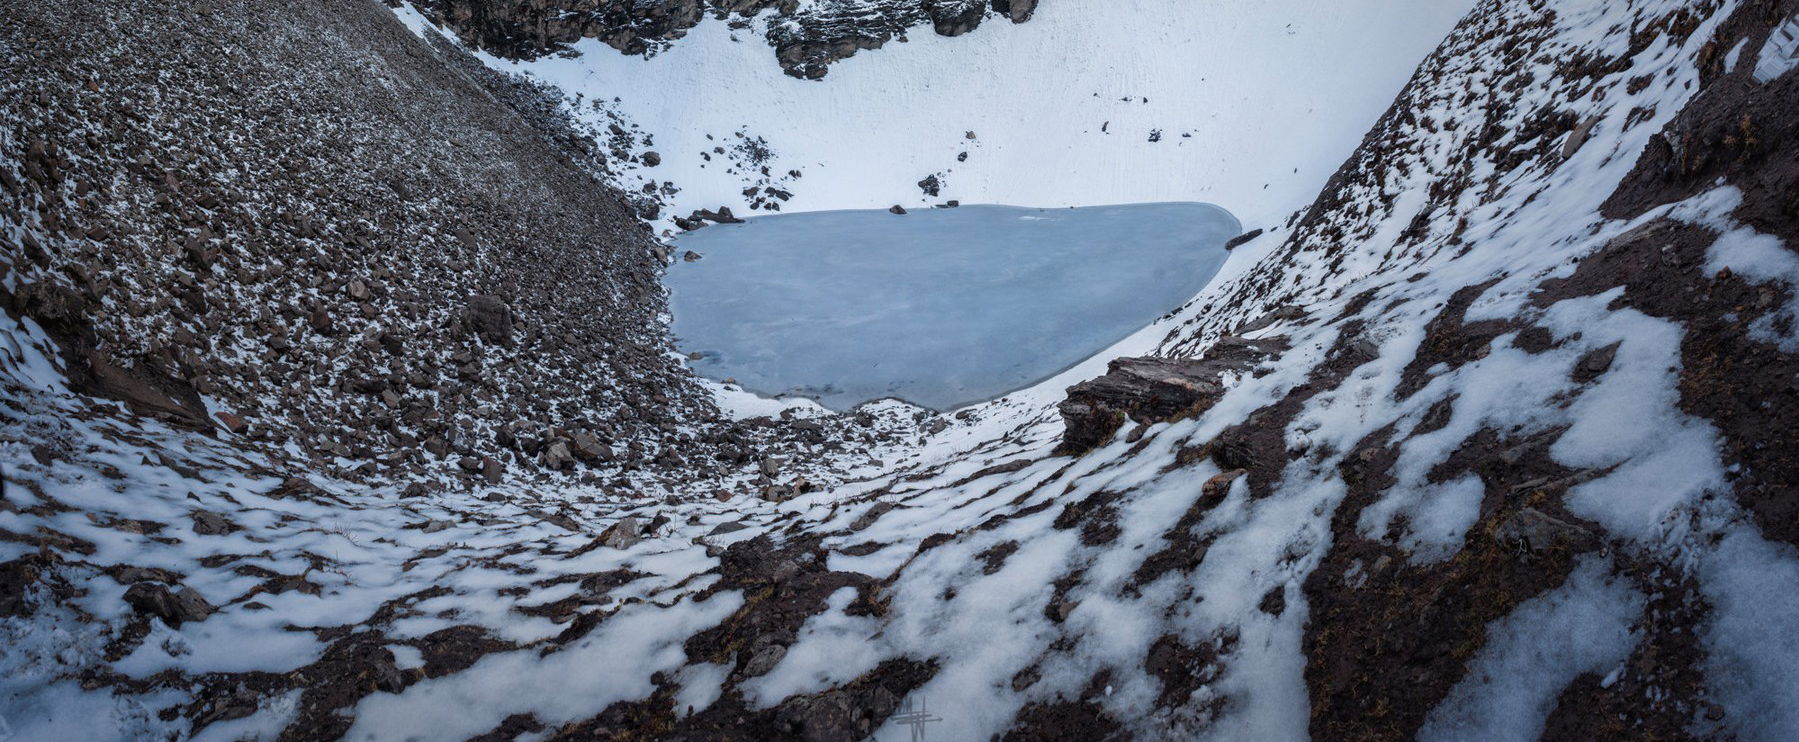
left=3, top=0, right=1798, bottom=740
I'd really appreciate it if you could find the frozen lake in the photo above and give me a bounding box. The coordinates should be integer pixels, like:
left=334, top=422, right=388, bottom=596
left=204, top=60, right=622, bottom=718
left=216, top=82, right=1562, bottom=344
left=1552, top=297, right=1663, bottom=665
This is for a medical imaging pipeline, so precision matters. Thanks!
left=664, top=203, right=1239, bottom=411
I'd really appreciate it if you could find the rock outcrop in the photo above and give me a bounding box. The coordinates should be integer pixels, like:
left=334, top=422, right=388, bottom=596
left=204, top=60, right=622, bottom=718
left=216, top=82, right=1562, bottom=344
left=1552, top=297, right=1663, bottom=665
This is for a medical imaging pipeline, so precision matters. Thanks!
left=1057, top=335, right=1288, bottom=454
left=411, top=0, right=1046, bottom=79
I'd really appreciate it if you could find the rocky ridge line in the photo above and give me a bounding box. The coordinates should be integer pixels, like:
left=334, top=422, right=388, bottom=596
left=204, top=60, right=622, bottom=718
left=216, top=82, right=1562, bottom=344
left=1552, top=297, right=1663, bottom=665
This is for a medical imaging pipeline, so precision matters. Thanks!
left=409, top=0, right=1040, bottom=79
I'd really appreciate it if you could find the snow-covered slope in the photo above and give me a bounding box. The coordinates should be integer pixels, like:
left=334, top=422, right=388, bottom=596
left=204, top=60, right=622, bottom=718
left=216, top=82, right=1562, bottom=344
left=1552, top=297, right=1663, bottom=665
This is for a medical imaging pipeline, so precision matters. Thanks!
left=5, top=0, right=1799, bottom=740
left=410, top=0, right=1473, bottom=234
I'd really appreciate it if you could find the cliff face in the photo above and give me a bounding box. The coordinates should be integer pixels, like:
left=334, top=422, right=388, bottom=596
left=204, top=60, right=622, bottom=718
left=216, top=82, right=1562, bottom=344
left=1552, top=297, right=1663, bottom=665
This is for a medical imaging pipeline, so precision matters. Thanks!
left=410, top=0, right=1039, bottom=78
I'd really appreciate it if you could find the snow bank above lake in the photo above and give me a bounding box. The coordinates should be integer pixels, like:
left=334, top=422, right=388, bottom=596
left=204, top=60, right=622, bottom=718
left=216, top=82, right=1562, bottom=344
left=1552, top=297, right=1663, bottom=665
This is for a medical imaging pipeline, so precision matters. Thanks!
left=458, top=0, right=1474, bottom=233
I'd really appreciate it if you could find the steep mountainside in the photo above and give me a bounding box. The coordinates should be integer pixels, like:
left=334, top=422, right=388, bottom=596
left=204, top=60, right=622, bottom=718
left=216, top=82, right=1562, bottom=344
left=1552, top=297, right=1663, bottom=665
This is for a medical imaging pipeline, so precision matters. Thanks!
left=0, top=0, right=885, bottom=501
left=3, top=0, right=1797, bottom=740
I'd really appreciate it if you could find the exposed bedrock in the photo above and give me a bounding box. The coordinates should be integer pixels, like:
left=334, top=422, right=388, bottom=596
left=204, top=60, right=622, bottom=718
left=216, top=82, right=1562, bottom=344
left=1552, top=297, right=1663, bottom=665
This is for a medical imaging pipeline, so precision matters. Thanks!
left=1057, top=335, right=1289, bottom=455
left=410, top=0, right=1045, bottom=78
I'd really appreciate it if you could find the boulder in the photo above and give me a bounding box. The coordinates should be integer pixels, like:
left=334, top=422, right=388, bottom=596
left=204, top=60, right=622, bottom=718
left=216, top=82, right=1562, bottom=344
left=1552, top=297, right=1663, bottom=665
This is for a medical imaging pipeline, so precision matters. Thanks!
left=545, top=440, right=575, bottom=469
left=1223, top=228, right=1265, bottom=250
left=742, top=639, right=788, bottom=676
left=124, top=582, right=216, bottom=626
left=214, top=411, right=249, bottom=434
left=600, top=517, right=643, bottom=550
left=463, top=295, right=514, bottom=344
left=758, top=456, right=783, bottom=478
left=191, top=510, right=239, bottom=535
left=926, top=0, right=986, bottom=36
left=996, top=0, right=1039, bottom=23
left=692, top=207, right=743, bottom=225
left=1057, top=336, right=1287, bottom=455
left=571, top=432, right=614, bottom=462
left=266, top=476, right=320, bottom=499
left=1561, top=114, right=1602, bottom=160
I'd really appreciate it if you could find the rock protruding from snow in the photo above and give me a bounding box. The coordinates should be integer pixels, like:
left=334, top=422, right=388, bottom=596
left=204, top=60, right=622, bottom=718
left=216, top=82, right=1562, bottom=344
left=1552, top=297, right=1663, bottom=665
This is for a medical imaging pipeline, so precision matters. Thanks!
left=1223, top=228, right=1266, bottom=250
left=123, top=582, right=217, bottom=626
left=994, top=0, right=1039, bottom=23
left=1057, top=335, right=1287, bottom=454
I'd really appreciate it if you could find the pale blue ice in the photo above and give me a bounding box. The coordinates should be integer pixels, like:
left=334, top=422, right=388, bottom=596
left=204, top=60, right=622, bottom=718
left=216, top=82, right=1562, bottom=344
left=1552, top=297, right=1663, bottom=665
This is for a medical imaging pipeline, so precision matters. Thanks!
left=664, top=203, right=1240, bottom=411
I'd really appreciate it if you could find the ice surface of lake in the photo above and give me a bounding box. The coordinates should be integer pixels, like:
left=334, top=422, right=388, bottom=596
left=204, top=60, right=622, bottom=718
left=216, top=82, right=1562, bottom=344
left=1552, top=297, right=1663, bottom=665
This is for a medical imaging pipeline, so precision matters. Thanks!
left=665, top=203, right=1239, bottom=410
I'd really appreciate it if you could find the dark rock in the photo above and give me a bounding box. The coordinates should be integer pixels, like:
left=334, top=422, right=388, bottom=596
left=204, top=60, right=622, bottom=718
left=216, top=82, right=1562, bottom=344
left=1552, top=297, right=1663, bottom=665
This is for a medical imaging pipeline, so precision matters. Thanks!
left=0, top=557, right=47, bottom=618
left=544, top=440, right=575, bottom=469
left=888, top=205, right=907, bottom=215
left=917, top=174, right=942, bottom=197
left=850, top=502, right=896, bottom=531
left=110, top=565, right=184, bottom=585
left=1058, top=336, right=1288, bottom=455
left=571, top=431, right=614, bottom=462
left=955, top=458, right=1032, bottom=485
left=1493, top=507, right=1601, bottom=554
left=742, top=639, right=788, bottom=676
left=709, top=520, right=749, bottom=535
left=1561, top=114, right=1602, bottom=160
left=999, top=0, right=1039, bottom=23
left=1223, top=228, right=1266, bottom=250
left=692, top=207, right=743, bottom=225
left=640, top=151, right=661, bottom=167
left=464, top=295, right=514, bottom=345
left=267, top=476, right=320, bottom=499
left=424, top=437, right=451, bottom=458
left=925, top=0, right=985, bottom=37
left=308, top=307, right=335, bottom=336
left=599, top=517, right=643, bottom=550
left=1259, top=586, right=1287, bottom=616
left=191, top=510, right=240, bottom=536
left=1573, top=342, right=1620, bottom=382
left=124, top=582, right=216, bottom=626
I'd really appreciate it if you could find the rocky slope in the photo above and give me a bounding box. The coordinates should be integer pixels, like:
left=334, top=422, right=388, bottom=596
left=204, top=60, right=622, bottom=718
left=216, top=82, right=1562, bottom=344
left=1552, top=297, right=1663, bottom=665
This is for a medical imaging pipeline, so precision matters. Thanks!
left=0, top=0, right=893, bottom=501
left=4, top=0, right=1799, bottom=740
